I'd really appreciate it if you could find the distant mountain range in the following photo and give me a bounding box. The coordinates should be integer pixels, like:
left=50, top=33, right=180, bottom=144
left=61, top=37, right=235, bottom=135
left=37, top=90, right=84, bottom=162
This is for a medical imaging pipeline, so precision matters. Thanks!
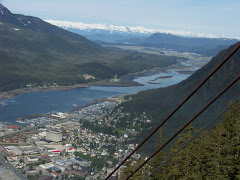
left=46, top=20, right=238, bottom=56
left=46, top=19, right=239, bottom=39
left=0, top=4, right=177, bottom=92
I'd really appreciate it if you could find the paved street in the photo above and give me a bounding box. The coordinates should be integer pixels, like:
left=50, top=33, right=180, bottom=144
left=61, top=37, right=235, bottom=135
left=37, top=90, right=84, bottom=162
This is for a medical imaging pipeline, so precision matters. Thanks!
left=0, top=151, right=27, bottom=180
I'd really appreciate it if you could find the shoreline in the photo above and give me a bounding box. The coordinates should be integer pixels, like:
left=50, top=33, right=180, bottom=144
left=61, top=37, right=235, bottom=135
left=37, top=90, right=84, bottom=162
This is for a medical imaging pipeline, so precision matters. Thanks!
left=0, top=84, right=90, bottom=101
left=0, top=61, right=203, bottom=102
left=0, top=79, right=142, bottom=101
left=0, top=63, right=200, bottom=126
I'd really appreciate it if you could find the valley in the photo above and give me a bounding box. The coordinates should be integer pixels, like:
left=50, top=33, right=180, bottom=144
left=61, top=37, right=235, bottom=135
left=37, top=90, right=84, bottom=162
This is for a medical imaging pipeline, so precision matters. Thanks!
left=103, top=45, right=212, bottom=68
left=0, top=2, right=239, bottom=180
left=0, top=4, right=178, bottom=93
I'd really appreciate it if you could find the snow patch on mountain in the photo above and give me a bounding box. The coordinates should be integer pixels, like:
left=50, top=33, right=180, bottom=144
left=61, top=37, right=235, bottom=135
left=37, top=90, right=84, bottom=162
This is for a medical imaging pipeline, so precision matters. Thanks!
left=0, top=4, right=5, bottom=15
left=45, top=19, right=236, bottom=39
left=0, top=3, right=12, bottom=16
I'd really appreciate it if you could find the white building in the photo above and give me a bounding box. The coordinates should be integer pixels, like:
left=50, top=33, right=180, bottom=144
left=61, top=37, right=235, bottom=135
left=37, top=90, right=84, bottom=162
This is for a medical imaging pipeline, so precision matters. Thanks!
left=27, top=156, right=38, bottom=162
left=40, top=163, right=54, bottom=169
left=46, top=130, right=62, bottom=142
left=4, top=146, right=23, bottom=156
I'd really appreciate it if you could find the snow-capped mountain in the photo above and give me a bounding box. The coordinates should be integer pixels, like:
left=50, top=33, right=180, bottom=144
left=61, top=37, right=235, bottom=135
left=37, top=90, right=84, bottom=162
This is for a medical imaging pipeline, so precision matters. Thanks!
left=45, top=19, right=233, bottom=39
left=45, top=19, right=238, bottom=56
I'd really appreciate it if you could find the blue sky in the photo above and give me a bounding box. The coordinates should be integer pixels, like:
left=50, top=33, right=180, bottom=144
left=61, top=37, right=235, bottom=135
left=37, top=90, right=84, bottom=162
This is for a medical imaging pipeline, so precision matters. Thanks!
left=1, top=0, right=239, bottom=37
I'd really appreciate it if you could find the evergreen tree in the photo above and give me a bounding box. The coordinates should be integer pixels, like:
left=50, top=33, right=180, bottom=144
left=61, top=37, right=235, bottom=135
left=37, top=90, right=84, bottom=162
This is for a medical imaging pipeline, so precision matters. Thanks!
left=120, top=158, right=149, bottom=180
left=150, top=128, right=166, bottom=179
left=163, top=125, right=195, bottom=179
left=153, top=101, right=240, bottom=179
left=203, top=101, right=240, bottom=179
left=120, top=160, right=134, bottom=180
left=119, top=101, right=240, bottom=180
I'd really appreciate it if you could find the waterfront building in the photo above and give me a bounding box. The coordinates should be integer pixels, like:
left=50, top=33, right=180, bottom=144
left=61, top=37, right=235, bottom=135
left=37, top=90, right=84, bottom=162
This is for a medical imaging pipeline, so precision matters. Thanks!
left=9, top=125, right=20, bottom=130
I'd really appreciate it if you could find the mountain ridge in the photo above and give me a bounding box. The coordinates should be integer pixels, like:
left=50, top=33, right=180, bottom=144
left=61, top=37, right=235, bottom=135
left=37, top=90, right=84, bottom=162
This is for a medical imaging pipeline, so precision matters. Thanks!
left=119, top=42, right=240, bottom=149
left=0, top=4, right=177, bottom=92
left=46, top=19, right=240, bottom=40
left=142, top=33, right=238, bottom=56
left=45, top=19, right=238, bottom=56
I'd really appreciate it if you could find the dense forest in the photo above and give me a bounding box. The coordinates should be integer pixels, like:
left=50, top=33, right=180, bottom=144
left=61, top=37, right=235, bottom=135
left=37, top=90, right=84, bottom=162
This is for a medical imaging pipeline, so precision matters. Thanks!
left=120, top=100, right=240, bottom=179
left=0, top=4, right=177, bottom=92
left=119, top=42, right=240, bottom=148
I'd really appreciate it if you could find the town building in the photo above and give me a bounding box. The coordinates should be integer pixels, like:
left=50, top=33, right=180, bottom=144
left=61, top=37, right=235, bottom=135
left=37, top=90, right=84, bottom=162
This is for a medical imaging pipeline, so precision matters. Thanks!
left=9, top=125, right=20, bottom=130
left=4, top=146, right=23, bottom=156
left=27, top=156, right=39, bottom=162
left=46, top=130, right=62, bottom=142
left=65, top=164, right=88, bottom=177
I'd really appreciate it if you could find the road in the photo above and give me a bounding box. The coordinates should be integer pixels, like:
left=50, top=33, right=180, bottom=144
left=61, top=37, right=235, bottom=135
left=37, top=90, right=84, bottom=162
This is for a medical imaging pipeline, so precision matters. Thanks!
left=0, top=151, right=27, bottom=180
left=0, top=126, right=37, bottom=138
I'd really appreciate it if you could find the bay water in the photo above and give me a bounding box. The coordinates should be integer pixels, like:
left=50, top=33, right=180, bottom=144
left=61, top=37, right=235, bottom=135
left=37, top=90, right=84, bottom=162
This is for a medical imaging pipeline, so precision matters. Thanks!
left=0, top=70, right=190, bottom=124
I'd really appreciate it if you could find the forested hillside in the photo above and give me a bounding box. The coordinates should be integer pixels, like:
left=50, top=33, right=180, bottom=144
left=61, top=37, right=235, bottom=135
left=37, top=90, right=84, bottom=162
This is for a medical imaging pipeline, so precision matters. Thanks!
left=119, top=42, right=240, bottom=147
left=142, top=33, right=238, bottom=56
left=0, top=4, right=177, bottom=92
left=121, top=100, right=240, bottom=179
